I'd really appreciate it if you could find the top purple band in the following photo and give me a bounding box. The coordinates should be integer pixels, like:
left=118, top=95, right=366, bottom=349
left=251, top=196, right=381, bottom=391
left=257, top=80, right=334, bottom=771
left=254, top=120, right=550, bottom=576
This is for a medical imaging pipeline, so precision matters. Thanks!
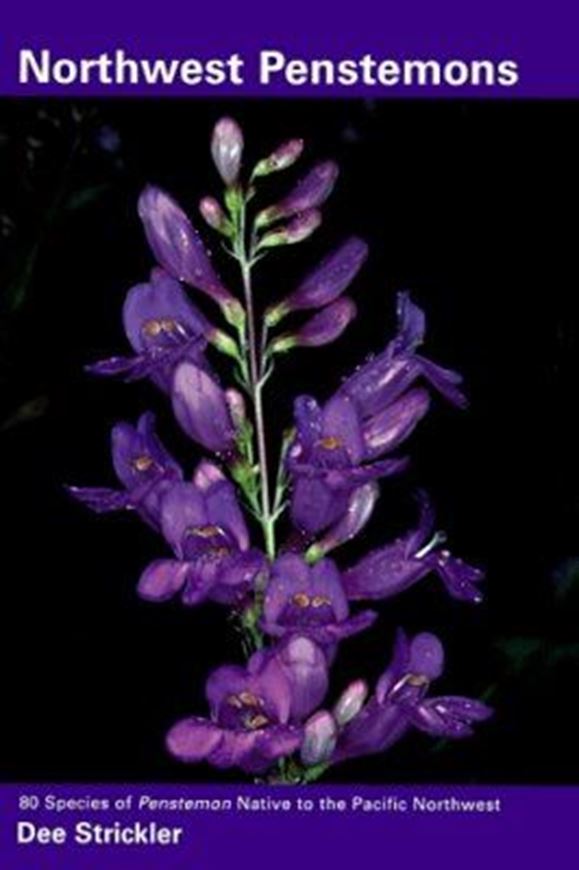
left=2, top=0, right=579, bottom=96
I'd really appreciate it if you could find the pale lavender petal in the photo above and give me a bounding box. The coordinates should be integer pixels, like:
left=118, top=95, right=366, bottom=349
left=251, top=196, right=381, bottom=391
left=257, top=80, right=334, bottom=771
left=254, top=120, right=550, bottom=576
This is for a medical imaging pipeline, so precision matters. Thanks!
left=172, top=361, right=235, bottom=453
left=137, top=559, right=190, bottom=602
left=165, top=717, right=223, bottom=762
left=301, top=711, right=337, bottom=765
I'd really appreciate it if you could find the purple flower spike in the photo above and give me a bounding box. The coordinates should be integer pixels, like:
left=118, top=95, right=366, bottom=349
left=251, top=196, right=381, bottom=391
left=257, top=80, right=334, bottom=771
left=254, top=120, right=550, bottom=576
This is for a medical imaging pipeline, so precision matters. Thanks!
left=211, top=117, right=244, bottom=187
left=339, top=292, right=467, bottom=417
left=87, top=268, right=213, bottom=392
left=288, top=393, right=409, bottom=535
left=268, top=237, right=368, bottom=324
left=171, top=360, right=236, bottom=454
left=166, top=649, right=304, bottom=772
left=257, top=161, right=339, bottom=228
left=332, top=631, right=492, bottom=762
left=343, top=493, right=485, bottom=604
left=138, top=461, right=266, bottom=607
left=67, top=412, right=182, bottom=530
left=261, top=553, right=376, bottom=646
left=138, top=186, right=239, bottom=314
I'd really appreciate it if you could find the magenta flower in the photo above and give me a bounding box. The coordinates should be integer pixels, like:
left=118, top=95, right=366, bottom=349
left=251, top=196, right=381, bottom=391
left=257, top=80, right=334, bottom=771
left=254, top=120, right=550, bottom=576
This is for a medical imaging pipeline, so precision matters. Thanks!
left=87, top=268, right=212, bottom=391
left=138, top=460, right=265, bottom=606
left=325, top=631, right=492, bottom=764
left=261, top=553, right=376, bottom=645
left=166, top=635, right=327, bottom=772
left=338, top=291, right=467, bottom=416
left=68, top=412, right=181, bottom=529
left=343, top=493, right=485, bottom=604
left=287, top=392, right=412, bottom=534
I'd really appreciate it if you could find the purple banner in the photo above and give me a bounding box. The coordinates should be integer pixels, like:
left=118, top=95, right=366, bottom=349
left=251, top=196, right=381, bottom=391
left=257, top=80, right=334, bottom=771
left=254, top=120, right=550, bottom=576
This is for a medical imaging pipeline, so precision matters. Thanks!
left=0, top=784, right=576, bottom=868
left=0, top=0, right=578, bottom=96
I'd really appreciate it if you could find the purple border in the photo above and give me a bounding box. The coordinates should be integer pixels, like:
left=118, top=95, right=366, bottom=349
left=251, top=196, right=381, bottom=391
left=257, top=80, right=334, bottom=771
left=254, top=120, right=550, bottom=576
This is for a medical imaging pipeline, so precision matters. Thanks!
left=1, top=784, right=577, bottom=868
left=1, top=0, right=579, bottom=96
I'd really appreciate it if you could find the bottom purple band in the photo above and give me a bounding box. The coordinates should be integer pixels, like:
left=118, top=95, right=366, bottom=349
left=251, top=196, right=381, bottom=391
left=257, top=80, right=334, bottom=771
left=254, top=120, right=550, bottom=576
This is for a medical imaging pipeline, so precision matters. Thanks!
left=0, top=784, right=575, bottom=868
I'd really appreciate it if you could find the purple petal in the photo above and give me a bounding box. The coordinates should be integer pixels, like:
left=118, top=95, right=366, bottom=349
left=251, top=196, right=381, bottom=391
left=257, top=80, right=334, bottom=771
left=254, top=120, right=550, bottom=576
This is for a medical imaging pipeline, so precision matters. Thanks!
left=289, top=610, right=376, bottom=645
left=376, top=629, right=411, bottom=701
left=165, top=717, right=222, bottom=762
left=334, top=697, right=409, bottom=761
left=416, top=355, right=467, bottom=409
left=285, top=237, right=368, bottom=312
left=159, top=482, right=207, bottom=556
left=275, top=635, right=329, bottom=721
left=123, top=269, right=210, bottom=354
left=294, top=297, right=357, bottom=347
left=256, top=725, right=303, bottom=762
left=138, top=186, right=232, bottom=306
left=408, top=696, right=492, bottom=738
left=85, top=355, right=145, bottom=378
left=263, top=161, right=339, bottom=222
left=206, top=665, right=250, bottom=717
left=192, top=459, right=226, bottom=492
left=313, top=482, right=379, bottom=557
left=66, top=485, right=131, bottom=513
left=391, top=292, right=426, bottom=354
left=293, top=395, right=323, bottom=452
left=172, top=361, right=235, bottom=453
left=362, top=387, right=430, bottom=459
left=343, top=541, right=429, bottom=601
left=137, top=559, right=190, bottom=602
left=409, top=633, right=445, bottom=680
left=322, top=394, right=365, bottom=464
left=204, top=479, right=249, bottom=551
left=212, top=550, right=266, bottom=603
left=311, top=558, right=349, bottom=622
left=433, top=551, right=485, bottom=604
left=249, top=651, right=293, bottom=725
left=290, top=476, right=349, bottom=535
left=206, top=730, right=260, bottom=770
left=264, top=554, right=310, bottom=626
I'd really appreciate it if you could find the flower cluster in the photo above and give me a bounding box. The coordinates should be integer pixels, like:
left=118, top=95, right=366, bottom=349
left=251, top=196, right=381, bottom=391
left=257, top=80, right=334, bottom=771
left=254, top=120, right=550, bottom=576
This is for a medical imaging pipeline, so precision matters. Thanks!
left=70, top=117, right=491, bottom=781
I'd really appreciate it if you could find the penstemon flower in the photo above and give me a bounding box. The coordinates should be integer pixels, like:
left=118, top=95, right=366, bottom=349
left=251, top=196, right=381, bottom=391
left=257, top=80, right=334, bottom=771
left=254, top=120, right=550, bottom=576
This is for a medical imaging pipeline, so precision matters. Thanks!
left=70, top=117, right=492, bottom=783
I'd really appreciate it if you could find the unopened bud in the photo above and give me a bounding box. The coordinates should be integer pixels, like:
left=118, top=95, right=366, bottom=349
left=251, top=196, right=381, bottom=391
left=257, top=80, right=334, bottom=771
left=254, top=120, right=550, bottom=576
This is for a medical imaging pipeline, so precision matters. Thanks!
left=257, top=209, right=322, bottom=250
left=301, top=711, right=337, bottom=766
left=199, top=197, right=232, bottom=236
left=252, top=139, right=304, bottom=178
left=333, top=680, right=369, bottom=727
left=211, top=117, right=244, bottom=187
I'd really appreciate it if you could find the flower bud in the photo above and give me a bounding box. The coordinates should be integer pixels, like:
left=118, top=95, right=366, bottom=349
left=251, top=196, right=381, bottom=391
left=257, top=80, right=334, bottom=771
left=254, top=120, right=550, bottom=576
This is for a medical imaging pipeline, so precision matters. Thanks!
left=225, top=389, right=246, bottom=428
left=333, top=680, right=369, bottom=727
left=252, top=139, right=304, bottom=178
left=301, top=711, right=337, bottom=766
left=257, top=209, right=322, bottom=250
left=138, top=185, right=236, bottom=312
left=199, top=197, right=232, bottom=236
left=211, top=117, right=244, bottom=186
left=270, top=298, right=356, bottom=355
left=256, top=161, right=339, bottom=228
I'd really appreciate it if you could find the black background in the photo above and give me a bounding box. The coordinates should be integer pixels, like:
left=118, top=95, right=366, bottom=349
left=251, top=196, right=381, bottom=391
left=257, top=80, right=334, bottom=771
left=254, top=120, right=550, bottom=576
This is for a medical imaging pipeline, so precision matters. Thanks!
left=2, top=99, right=579, bottom=783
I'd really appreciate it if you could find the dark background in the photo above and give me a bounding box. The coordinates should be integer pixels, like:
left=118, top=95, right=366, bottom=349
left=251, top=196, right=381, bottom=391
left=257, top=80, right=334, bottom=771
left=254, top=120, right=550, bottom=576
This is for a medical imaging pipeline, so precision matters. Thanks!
left=1, top=99, right=578, bottom=783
